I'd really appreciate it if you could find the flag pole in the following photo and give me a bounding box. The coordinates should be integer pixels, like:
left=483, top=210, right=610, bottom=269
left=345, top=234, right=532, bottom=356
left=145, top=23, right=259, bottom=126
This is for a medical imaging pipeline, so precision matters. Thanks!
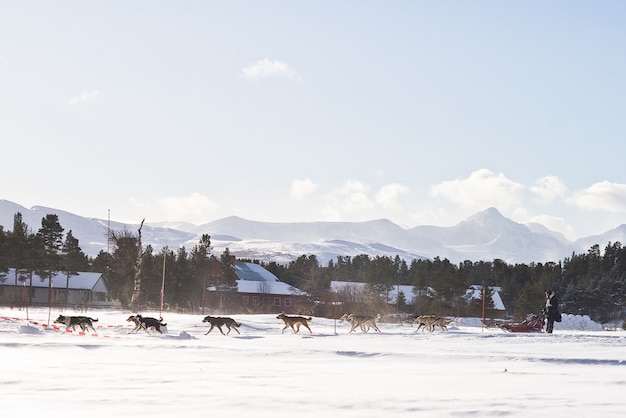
left=481, top=283, right=486, bottom=333
left=160, top=247, right=166, bottom=318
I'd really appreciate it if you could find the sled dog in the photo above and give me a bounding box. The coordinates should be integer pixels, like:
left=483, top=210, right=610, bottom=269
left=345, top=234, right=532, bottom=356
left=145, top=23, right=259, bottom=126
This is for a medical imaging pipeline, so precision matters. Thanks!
left=433, top=316, right=453, bottom=331
left=414, top=315, right=439, bottom=332
left=276, top=312, right=312, bottom=334
left=127, top=314, right=167, bottom=334
left=340, top=313, right=382, bottom=333
left=202, top=315, right=241, bottom=335
left=54, top=315, right=98, bottom=333
left=415, top=315, right=453, bottom=332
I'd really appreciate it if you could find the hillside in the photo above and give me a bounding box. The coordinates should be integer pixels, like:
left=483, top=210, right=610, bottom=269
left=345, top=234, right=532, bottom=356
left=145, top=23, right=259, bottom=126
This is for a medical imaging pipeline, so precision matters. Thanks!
left=0, top=199, right=617, bottom=265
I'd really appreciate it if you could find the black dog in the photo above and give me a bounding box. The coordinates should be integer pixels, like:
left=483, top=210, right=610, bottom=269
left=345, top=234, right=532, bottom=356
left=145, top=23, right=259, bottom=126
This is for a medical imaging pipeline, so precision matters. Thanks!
left=127, top=314, right=167, bottom=334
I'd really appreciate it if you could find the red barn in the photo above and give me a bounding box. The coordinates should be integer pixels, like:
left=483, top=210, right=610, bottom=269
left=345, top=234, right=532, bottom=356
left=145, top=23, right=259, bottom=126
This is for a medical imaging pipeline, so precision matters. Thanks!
left=204, top=261, right=311, bottom=314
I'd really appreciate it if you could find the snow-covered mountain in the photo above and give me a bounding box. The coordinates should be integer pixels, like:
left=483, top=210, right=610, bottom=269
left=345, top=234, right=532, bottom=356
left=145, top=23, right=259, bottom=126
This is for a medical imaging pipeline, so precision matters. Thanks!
left=0, top=199, right=617, bottom=265
left=0, top=200, right=196, bottom=257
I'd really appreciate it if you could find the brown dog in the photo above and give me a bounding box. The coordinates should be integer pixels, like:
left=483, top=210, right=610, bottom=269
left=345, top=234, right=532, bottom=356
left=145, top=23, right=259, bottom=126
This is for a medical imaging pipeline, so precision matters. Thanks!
left=433, top=316, right=453, bottom=331
left=414, top=315, right=452, bottom=332
left=276, top=312, right=312, bottom=334
left=414, top=315, right=438, bottom=332
left=202, top=315, right=241, bottom=335
left=340, top=313, right=381, bottom=333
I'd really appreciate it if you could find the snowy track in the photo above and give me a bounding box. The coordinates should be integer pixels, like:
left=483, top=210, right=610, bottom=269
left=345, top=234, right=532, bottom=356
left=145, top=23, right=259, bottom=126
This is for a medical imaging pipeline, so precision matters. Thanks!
left=1, top=308, right=625, bottom=417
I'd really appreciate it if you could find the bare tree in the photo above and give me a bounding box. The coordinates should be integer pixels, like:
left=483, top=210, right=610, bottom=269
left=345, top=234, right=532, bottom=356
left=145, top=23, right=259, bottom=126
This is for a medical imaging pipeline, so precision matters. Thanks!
left=130, top=219, right=145, bottom=311
left=257, top=281, right=273, bottom=295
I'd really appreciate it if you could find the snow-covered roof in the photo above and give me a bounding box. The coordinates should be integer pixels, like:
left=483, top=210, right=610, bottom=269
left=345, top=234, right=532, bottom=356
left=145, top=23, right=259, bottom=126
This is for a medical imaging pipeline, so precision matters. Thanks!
left=330, top=281, right=506, bottom=308
left=330, top=281, right=367, bottom=293
left=331, top=281, right=422, bottom=304
left=206, top=262, right=306, bottom=296
left=0, top=269, right=106, bottom=292
left=236, top=280, right=308, bottom=296
left=233, top=262, right=279, bottom=282
left=466, top=284, right=506, bottom=310
left=387, top=284, right=417, bottom=304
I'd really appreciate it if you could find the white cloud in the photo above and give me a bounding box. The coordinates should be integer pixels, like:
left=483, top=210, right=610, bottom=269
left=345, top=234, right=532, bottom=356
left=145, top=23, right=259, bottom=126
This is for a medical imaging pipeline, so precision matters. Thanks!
left=321, top=180, right=374, bottom=221
left=529, top=175, right=568, bottom=202
left=429, top=169, right=525, bottom=210
left=69, top=90, right=100, bottom=107
left=376, top=183, right=409, bottom=210
left=317, top=181, right=409, bottom=222
left=527, top=213, right=573, bottom=237
left=424, top=169, right=621, bottom=239
left=568, top=181, right=626, bottom=212
left=241, top=58, right=299, bottom=80
left=291, top=178, right=318, bottom=199
left=428, top=169, right=573, bottom=215
left=130, top=193, right=218, bottom=223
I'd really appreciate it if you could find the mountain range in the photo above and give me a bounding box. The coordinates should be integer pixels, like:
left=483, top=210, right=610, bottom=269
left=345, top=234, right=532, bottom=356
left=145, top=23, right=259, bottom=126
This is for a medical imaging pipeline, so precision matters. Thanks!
left=1, top=199, right=625, bottom=265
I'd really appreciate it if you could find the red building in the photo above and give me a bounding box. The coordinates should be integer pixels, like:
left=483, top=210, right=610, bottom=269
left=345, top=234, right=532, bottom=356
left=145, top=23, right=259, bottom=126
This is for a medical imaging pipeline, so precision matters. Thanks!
left=204, top=261, right=311, bottom=314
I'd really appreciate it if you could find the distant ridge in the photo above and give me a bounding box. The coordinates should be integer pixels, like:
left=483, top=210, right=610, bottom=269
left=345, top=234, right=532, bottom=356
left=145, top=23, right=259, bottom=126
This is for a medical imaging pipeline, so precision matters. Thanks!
left=0, top=199, right=618, bottom=265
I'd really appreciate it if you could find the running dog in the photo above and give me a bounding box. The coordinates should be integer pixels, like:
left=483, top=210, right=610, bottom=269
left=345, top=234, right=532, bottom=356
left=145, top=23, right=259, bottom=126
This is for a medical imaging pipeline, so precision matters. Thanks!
left=127, top=314, right=167, bottom=334
left=414, top=315, right=453, bottom=332
left=202, top=315, right=241, bottom=335
left=54, top=315, right=98, bottom=333
left=414, top=315, right=438, bottom=332
left=340, top=313, right=382, bottom=333
left=340, top=313, right=369, bottom=332
left=276, top=312, right=312, bottom=334
left=433, top=316, right=453, bottom=332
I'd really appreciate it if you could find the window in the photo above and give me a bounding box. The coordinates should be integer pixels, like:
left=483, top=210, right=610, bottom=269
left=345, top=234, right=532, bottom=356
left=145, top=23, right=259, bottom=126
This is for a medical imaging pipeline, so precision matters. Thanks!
left=252, top=296, right=259, bottom=304
left=284, top=298, right=292, bottom=307
left=242, top=295, right=249, bottom=305
left=273, top=297, right=281, bottom=307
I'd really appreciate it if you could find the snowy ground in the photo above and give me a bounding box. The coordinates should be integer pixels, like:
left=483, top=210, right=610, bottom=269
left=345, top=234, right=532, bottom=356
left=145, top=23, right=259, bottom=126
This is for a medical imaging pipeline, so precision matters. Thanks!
left=1, top=308, right=625, bottom=417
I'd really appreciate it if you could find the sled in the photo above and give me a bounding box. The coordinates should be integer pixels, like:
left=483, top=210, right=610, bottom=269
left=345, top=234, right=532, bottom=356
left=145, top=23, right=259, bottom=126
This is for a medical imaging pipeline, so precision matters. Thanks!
left=498, top=314, right=545, bottom=333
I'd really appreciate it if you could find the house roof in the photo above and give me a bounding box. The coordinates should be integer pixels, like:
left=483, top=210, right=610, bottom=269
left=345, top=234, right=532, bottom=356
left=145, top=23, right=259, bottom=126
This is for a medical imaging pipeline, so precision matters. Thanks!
left=205, top=262, right=306, bottom=296
left=330, top=281, right=418, bottom=304
left=235, top=280, right=308, bottom=296
left=465, top=285, right=506, bottom=310
left=330, top=281, right=367, bottom=292
left=330, top=281, right=506, bottom=310
left=0, top=269, right=106, bottom=292
left=233, top=262, right=279, bottom=282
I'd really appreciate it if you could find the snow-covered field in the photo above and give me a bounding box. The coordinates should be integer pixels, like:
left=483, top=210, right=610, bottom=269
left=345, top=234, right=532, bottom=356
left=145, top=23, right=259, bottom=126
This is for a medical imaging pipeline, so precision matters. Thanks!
left=1, top=308, right=625, bottom=417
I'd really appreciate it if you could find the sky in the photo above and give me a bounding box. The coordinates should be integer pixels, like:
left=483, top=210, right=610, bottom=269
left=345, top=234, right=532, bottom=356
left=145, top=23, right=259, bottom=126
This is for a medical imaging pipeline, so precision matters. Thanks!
left=2, top=2, right=626, bottom=241
left=1, top=307, right=624, bottom=417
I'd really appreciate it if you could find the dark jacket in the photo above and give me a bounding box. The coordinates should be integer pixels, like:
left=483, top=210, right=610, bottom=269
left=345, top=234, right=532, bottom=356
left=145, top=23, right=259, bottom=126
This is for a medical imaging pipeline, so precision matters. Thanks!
left=545, top=295, right=560, bottom=321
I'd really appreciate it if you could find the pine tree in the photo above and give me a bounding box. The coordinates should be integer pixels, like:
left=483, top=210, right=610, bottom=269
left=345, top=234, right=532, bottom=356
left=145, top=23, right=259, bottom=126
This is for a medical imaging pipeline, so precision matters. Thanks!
left=217, top=248, right=238, bottom=312
left=35, top=214, right=64, bottom=322
left=61, top=230, right=89, bottom=306
left=190, top=234, right=212, bottom=311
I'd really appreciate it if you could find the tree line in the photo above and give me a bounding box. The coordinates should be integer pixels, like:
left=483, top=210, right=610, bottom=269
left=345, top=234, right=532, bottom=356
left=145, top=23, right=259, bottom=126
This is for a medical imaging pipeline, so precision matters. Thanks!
left=1, top=212, right=625, bottom=322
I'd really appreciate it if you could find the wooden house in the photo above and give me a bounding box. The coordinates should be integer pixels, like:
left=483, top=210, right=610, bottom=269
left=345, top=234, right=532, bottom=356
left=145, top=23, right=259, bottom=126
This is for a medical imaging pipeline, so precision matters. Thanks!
left=0, top=268, right=113, bottom=308
left=204, top=261, right=311, bottom=314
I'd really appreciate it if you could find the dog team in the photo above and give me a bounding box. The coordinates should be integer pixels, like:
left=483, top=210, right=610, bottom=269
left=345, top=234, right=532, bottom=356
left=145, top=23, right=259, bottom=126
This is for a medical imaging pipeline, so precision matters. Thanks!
left=54, top=312, right=454, bottom=336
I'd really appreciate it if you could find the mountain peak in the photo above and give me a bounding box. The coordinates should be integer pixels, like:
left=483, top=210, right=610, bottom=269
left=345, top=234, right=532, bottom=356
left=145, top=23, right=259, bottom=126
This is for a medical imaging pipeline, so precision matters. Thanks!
left=463, top=207, right=507, bottom=224
left=0, top=200, right=618, bottom=265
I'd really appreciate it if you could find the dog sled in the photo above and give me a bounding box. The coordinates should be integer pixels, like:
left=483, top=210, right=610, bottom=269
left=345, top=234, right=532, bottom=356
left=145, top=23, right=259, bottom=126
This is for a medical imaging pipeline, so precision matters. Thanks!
left=498, top=314, right=545, bottom=333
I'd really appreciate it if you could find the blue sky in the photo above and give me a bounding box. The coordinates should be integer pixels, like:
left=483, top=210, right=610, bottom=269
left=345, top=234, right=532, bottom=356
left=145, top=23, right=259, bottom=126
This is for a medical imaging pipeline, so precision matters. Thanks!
left=1, top=1, right=626, bottom=240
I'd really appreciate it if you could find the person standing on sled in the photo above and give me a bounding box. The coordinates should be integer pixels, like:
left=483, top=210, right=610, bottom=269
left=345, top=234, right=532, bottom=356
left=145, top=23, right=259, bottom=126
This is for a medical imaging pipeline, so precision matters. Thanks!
left=543, top=290, right=560, bottom=333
